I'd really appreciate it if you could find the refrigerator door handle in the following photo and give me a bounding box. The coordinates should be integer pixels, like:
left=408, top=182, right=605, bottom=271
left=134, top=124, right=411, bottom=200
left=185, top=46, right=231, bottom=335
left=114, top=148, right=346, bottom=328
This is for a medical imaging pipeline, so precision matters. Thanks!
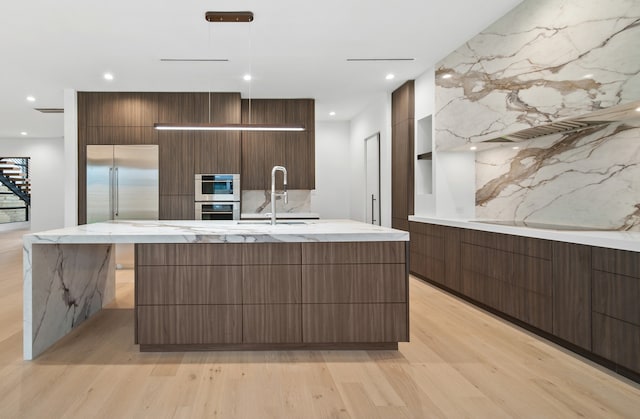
left=109, top=167, right=114, bottom=219
left=114, top=167, right=119, bottom=217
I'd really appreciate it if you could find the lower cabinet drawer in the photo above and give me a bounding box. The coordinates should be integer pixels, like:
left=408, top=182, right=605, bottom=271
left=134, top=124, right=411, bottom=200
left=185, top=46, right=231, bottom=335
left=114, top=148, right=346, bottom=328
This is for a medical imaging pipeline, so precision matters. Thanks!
left=137, top=305, right=242, bottom=345
left=243, top=304, right=302, bottom=343
left=410, top=251, right=445, bottom=284
left=136, top=266, right=242, bottom=305
left=302, top=264, right=406, bottom=303
left=593, top=312, right=640, bottom=373
left=302, top=303, right=408, bottom=343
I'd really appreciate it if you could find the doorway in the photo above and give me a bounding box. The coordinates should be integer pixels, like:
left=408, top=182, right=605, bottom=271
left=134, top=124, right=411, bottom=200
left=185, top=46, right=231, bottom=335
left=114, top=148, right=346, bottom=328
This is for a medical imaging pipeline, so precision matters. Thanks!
left=364, top=133, right=381, bottom=225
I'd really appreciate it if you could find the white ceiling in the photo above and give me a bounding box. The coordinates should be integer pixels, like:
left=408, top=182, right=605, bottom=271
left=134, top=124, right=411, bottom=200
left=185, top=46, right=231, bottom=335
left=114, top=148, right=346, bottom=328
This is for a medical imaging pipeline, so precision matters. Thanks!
left=0, top=0, right=522, bottom=139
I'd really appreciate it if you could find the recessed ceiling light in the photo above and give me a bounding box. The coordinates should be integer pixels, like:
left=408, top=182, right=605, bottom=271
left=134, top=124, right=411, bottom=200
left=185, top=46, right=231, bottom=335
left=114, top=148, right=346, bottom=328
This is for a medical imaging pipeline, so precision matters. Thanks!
left=470, top=146, right=477, bottom=151
left=512, top=146, right=520, bottom=150
left=385, top=74, right=395, bottom=80
left=26, top=96, right=36, bottom=102
left=635, top=106, right=640, bottom=112
left=583, top=73, right=594, bottom=79
left=20, top=131, right=27, bottom=136
left=442, top=74, right=452, bottom=79
left=329, top=111, right=336, bottom=116
left=243, top=74, right=252, bottom=81
left=103, top=73, right=114, bottom=81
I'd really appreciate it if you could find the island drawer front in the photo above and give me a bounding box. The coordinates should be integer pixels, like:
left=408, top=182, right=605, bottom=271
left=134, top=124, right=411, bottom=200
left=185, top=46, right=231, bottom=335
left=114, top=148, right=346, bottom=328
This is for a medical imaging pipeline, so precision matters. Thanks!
left=137, top=305, right=242, bottom=345
left=243, top=243, right=302, bottom=265
left=302, top=303, right=408, bottom=343
left=302, top=264, right=406, bottom=303
left=243, top=304, right=302, bottom=343
left=136, top=243, right=243, bottom=266
left=301, top=242, right=406, bottom=264
left=243, top=266, right=302, bottom=304
left=592, top=312, right=640, bottom=373
left=136, top=266, right=242, bottom=305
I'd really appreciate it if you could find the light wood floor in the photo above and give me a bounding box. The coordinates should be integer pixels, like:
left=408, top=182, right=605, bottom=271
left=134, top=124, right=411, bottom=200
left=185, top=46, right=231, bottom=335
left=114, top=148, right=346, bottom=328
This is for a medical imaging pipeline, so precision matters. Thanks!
left=1, top=230, right=639, bottom=418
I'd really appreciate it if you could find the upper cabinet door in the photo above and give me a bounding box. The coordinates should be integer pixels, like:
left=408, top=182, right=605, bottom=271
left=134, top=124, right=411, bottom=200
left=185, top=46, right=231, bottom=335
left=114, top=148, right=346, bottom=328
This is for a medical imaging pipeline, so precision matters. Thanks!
left=81, top=93, right=158, bottom=127
left=241, top=99, right=315, bottom=191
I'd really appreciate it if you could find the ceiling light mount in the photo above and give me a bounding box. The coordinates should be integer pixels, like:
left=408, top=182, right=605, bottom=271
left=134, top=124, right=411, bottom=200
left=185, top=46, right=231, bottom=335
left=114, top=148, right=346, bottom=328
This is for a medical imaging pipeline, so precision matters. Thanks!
left=205, top=11, right=254, bottom=23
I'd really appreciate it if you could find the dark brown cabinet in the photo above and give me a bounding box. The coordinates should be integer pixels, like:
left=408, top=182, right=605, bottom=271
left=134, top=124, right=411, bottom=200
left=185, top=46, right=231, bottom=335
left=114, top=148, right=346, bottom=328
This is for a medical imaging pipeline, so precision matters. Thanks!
left=391, top=81, right=414, bottom=231
left=409, top=222, right=461, bottom=291
left=80, top=92, right=158, bottom=127
left=409, top=220, right=640, bottom=379
left=78, top=92, right=311, bottom=223
left=459, top=231, right=553, bottom=333
left=135, top=241, right=408, bottom=350
left=241, top=99, right=315, bottom=190
left=552, top=242, right=591, bottom=350
left=592, top=247, right=640, bottom=373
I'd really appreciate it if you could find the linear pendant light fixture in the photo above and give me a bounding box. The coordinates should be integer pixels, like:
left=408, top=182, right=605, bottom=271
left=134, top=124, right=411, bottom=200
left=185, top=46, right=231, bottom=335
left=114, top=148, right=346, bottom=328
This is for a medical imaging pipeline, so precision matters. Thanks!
left=153, top=11, right=305, bottom=133
left=154, top=123, right=304, bottom=131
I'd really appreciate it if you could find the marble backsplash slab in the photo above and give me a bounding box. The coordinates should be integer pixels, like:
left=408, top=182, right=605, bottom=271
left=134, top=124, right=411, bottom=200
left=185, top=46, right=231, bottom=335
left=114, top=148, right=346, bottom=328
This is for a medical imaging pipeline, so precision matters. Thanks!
left=242, top=190, right=311, bottom=215
left=476, top=120, right=640, bottom=230
left=435, top=0, right=640, bottom=150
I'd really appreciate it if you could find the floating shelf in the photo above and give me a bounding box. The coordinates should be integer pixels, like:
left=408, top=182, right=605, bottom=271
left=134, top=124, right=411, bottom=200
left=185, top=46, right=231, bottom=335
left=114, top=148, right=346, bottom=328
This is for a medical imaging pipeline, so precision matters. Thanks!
left=417, top=152, right=432, bottom=160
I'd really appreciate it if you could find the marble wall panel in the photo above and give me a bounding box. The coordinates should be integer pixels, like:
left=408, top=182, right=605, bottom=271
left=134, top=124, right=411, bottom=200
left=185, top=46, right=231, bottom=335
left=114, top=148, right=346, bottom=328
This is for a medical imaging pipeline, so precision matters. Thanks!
left=435, top=0, right=640, bottom=150
left=476, top=121, right=640, bottom=230
left=242, top=190, right=311, bottom=215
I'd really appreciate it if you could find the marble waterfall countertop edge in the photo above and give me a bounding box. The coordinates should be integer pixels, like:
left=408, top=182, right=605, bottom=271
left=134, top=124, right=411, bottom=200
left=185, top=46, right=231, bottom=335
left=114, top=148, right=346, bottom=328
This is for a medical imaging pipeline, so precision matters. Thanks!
left=409, top=216, right=640, bottom=252
left=24, top=219, right=409, bottom=245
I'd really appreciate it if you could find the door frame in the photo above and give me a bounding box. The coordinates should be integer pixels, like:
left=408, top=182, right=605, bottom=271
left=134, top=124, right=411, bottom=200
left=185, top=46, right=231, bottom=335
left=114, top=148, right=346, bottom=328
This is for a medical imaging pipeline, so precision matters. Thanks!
left=364, top=132, right=381, bottom=225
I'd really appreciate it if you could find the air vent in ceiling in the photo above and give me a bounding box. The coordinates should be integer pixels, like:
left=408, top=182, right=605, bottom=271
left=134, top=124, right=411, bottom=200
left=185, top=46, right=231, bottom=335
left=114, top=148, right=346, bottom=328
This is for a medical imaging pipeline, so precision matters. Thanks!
left=160, top=58, right=229, bottom=62
left=346, top=58, right=415, bottom=62
left=34, top=108, right=64, bottom=114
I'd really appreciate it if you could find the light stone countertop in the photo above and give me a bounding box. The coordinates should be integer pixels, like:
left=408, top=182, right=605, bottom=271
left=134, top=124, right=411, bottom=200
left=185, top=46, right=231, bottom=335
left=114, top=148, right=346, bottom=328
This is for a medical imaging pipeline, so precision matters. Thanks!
left=24, top=219, right=409, bottom=245
left=409, top=216, right=640, bottom=252
left=240, top=212, right=319, bottom=219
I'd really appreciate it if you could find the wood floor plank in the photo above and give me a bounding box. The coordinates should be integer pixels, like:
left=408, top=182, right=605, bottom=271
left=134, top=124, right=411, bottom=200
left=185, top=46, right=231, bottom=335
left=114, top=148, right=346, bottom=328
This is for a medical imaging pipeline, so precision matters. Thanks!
left=0, top=229, right=639, bottom=418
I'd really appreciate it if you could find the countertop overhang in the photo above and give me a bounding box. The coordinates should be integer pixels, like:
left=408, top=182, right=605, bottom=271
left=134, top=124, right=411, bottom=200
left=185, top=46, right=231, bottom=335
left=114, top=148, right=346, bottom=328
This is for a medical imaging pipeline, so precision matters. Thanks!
left=25, top=219, right=409, bottom=245
left=409, top=215, right=640, bottom=252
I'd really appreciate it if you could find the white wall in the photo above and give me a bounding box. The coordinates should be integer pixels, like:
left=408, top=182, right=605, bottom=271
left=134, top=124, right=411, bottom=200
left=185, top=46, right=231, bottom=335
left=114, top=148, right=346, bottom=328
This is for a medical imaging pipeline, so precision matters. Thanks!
left=414, top=68, right=436, bottom=216
left=0, top=138, right=65, bottom=232
left=349, top=93, right=392, bottom=226
left=434, top=151, right=476, bottom=219
left=413, top=67, right=476, bottom=220
left=63, top=89, right=78, bottom=227
left=311, top=121, right=351, bottom=219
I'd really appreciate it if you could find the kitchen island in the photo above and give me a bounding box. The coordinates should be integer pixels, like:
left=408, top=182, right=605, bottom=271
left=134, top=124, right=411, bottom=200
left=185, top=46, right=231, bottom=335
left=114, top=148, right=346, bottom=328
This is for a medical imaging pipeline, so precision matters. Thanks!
left=23, top=220, right=409, bottom=359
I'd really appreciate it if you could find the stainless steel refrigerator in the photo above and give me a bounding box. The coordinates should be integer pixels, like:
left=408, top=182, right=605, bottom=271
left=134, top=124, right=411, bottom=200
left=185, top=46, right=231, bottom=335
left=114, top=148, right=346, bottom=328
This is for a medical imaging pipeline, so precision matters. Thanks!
left=86, top=145, right=159, bottom=223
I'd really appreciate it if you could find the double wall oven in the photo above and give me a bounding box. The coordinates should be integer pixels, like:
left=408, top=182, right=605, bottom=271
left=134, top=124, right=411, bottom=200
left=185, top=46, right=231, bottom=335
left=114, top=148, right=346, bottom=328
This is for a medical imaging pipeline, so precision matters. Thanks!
left=194, top=174, right=240, bottom=220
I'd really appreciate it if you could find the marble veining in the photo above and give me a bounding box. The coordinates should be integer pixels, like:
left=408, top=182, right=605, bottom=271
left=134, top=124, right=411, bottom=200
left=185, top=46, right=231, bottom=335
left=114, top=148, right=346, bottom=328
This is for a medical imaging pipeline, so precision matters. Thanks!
left=242, top=190, right=311, bottom=214
left=23, top=220, right=407, bottom=359
left=25, top=220, right=407, bottom=245
left=476, top=121, right=640, bottom=230
left=26, top=243, right=115, bottom=359
left=435, top=0, right=640, bottom=149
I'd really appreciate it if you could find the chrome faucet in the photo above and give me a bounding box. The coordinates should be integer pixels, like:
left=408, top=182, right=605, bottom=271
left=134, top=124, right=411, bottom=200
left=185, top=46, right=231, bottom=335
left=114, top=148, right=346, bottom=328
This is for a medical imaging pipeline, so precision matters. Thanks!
left=270, top=165, right=288, bottom=225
